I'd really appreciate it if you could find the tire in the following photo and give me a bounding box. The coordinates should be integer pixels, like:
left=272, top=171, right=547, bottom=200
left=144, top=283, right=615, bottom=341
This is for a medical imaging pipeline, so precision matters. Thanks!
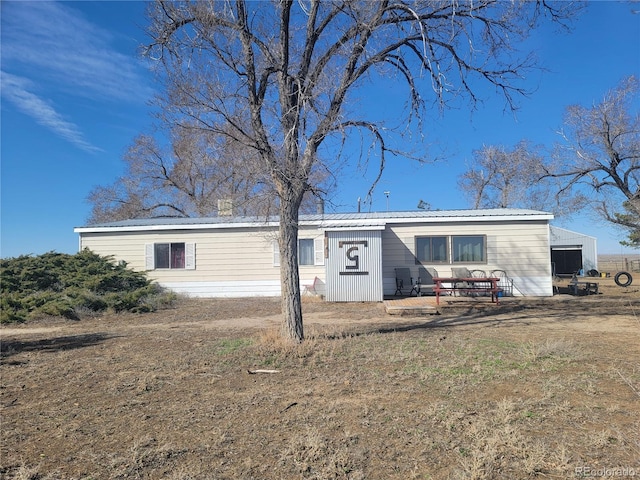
left=587, top=269, right=599, bottom=277
left=614, top=271, right=633, bottom=287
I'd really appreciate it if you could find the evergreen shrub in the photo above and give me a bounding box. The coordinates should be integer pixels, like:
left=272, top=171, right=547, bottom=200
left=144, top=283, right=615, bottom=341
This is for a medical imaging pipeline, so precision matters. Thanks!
left=0, top=250, right=176, bottom=323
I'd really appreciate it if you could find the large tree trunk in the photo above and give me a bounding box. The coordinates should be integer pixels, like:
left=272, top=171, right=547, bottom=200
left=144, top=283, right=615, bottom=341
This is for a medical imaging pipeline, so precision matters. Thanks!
left=279, top=191, right=304, bottom=342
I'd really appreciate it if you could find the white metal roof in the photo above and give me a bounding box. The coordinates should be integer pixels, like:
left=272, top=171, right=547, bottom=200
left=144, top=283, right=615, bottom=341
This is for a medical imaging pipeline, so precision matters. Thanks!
left=550, top=225, right=597, bottom=242
left=74, top=208, right=554, bottom=233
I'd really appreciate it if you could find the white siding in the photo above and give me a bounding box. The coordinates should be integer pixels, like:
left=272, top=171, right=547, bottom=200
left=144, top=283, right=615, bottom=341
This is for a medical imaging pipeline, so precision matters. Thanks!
left=77, top=212, right=554, bottom=299
left=163, top=280, right=281, bottom=298
left=381, top=220, right=553, bottom=297
left=79, top=226, right=326, bottom=297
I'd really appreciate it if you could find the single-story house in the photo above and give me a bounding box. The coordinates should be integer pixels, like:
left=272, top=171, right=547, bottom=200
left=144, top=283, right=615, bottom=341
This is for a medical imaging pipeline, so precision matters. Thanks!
left=549, top=226, right=598, bottom=276
left=74, top=208, right=557, bottom=301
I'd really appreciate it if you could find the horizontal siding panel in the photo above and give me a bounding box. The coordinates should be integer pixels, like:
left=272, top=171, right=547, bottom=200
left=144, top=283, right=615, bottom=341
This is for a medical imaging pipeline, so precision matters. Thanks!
left=382, top=221, right=552, bottom=296
left=162, top=280, right=281, bottom=298
left=82, top=229, right=272, bottom=275
left=80, top=227, right=328, bottom=290
left=160, top=279, right=324, bottom=298
left=79, top=215, right=553, bottom=299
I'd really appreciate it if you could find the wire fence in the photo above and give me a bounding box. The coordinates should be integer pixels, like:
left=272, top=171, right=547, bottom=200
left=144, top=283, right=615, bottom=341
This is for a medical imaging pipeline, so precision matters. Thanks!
left=598, top=257, right=640, bottom=273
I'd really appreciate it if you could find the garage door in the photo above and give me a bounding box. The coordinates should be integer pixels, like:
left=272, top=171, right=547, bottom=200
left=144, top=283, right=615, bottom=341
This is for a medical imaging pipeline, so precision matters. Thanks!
left=551, top=248, right=582, bottom=275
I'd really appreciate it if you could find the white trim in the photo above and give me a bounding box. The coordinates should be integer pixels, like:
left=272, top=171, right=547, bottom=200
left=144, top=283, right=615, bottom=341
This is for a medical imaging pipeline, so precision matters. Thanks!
left=318, top=214, right=553, bottom=230
left=145, top=244, right=154, bottom=270
left=314, top=237, right=325, bottom=265
left=384, top=214, right=553, bottom=224
left=161, top=280, right=282, bottom=298
left=75, top=221, right=280, bottom=233
left=320, top=224, right=387, bottom=232
left=185, top=243, right=196, bottom=269
left=273, top=240, right=280, bottom=267
left=75, top=211, right=554, bottom=234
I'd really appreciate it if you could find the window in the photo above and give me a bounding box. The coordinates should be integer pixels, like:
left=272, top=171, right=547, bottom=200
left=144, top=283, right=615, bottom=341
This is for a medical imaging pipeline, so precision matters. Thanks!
left=452, top=236, right=486, bottom=263
left=146, top=243, right=195, bottom=270
left=416, top=236, right=448, bottom=263
left=299, top=239, right=314, bottom=265
left=415, top=235, right=487, bottom=264
left=273, top=237, right=324, bottom=267
left=155, top=243, right=186, bottom=269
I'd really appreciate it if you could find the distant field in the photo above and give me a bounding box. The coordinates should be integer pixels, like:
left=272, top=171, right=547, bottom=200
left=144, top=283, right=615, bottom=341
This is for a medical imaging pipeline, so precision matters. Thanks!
left=598, top=254, right=640, bottom=273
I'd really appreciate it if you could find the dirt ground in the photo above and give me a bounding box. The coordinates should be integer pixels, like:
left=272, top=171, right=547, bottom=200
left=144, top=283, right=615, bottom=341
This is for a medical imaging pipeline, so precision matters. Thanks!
left=1, top=277, right=639, bottom=479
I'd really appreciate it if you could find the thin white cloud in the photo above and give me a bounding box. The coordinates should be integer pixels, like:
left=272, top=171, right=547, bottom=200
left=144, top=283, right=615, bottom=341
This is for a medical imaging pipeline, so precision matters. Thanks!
left=2, top=1, right=153, bottom=102
left=1, top=71, right=102, bottom=153
left=1, top=1, right=153, bottom=151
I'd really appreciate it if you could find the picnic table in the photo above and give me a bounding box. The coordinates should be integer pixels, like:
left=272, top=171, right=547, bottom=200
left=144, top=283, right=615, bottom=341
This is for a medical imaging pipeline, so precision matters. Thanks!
left=432, top=277, right=502, bottom=305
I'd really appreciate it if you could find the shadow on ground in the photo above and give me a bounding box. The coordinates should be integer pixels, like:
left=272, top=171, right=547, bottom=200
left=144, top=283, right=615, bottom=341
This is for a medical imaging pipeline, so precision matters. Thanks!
left=0, top=333, right=116, bottom=360
left=316, top=296, right=636, bottom=339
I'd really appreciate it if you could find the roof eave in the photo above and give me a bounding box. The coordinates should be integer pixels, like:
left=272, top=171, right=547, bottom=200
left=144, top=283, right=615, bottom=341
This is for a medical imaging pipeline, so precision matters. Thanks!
left=74, top=221, right=281, bottom=234
left=75, top=211, right=553, bottom=234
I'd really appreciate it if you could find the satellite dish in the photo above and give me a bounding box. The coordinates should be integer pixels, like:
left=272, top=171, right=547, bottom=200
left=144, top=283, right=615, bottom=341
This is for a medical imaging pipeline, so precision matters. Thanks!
left=417, top=199, right=429, bottom=210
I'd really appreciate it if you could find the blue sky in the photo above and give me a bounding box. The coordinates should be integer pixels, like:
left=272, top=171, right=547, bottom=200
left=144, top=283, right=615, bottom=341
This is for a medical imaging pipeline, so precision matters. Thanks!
left=1, top=1, right=639, bottom=258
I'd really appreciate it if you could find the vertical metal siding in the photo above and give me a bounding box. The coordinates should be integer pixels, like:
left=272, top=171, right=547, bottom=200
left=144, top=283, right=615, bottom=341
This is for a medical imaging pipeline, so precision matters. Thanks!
left=550, top=226, right=598, bottom=272
left=325, top=230, right=383, bottom=302
left=582, top=239, right=598, bottom=271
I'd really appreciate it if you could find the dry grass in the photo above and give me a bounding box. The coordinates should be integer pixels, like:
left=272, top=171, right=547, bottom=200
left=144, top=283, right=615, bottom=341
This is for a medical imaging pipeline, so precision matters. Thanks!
left=1, top=289, right=639, bottom=479
left=522, top=338, right=580, bottom=363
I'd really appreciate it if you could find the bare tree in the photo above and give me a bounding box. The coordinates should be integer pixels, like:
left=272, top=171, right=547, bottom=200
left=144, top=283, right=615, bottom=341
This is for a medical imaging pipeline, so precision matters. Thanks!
left=549, top=75, right=640, bottom=245
left=88, top=125, right=327, bottom=223
left=145, top=0, right=577, bottom=341
left=458, top=141, right=585, bottom=215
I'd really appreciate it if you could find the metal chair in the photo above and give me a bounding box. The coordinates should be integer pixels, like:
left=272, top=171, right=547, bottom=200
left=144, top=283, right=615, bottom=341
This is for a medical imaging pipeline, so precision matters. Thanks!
left=395, top=268, right=419, bottom=296
left=451, top=267, right=472, bottom=296
left=490, top=269, right=514, bottom=296
left=416, top=267, right=436, bottom=295
left=470, top=269, right=487, bottom=278
left=452, top=267, right=472, bottom=278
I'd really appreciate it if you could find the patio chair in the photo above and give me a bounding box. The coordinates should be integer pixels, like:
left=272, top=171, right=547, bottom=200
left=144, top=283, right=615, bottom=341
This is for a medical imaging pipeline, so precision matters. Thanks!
left=490, top=270, right=514, bottom=296
left=395, top=268, right=419, bottom=296
left=417, top=267, right=436, bottom=295
left=467, top=269, right=489, bottom=295
left=451, top=267, right=472, bottom=296
left=302, top=276, right=320, bottom=296
left=452, top=267, right=472, bottom=278
left=469, top=269, right=487, bottom=278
